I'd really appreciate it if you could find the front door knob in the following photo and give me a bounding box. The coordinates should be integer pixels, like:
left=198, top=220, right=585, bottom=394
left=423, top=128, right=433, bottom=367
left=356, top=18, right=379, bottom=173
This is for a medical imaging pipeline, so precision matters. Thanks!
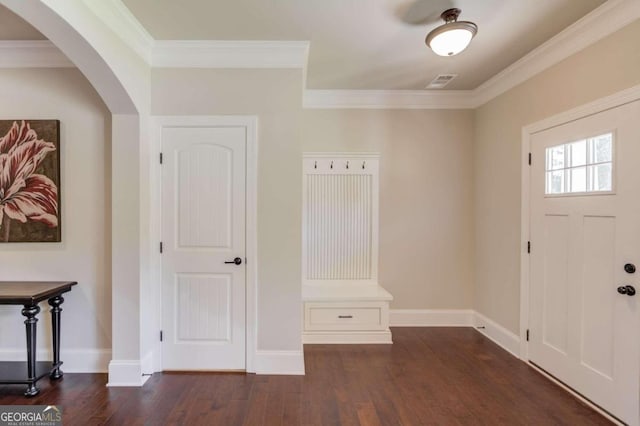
left=624, top=263, right=636, bottom=274
left=617, top=285, right=636, bottom=296
left=224, top=257, right=242, bottom=265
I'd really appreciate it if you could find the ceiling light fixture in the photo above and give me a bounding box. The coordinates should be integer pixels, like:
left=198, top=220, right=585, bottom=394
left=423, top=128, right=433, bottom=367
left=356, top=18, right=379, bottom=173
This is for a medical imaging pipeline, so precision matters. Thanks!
left=425, top=8, right=477, bottom=57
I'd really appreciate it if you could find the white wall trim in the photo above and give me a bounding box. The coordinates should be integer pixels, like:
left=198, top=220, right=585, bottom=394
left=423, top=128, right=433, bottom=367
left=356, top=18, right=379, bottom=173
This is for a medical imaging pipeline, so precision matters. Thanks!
left=0, top=40, right=73, bottom=68
left=387, top=310, right=520, bottom=358
left=303, top=89, right=475, bottom=110
left=83, top=0, right=154, bottom=64
left=253, top=350, right=305, bottom=375
left=0, top=348, right=111, bottom=373
left=107, top=360, right=147, bottom=387
left=6, top=0, right=637, bottom=109
left=152, top=40, right=310, bottom=69
left=390, top=309, right=474, bottom=326
left=473, top=312, right=521, bottom=358
left=524, top=84, right=640, bottom=136
left=140, top=350, right=154, bottom=375
left=520, top=84, right=640, bottom=360
left=473, top=0, right=640, bottom=107
left=303, top=331, right=392, bottom=344
left=150, top=115, right=259, bottom=374
left=303, top=0, right=640, bottom=109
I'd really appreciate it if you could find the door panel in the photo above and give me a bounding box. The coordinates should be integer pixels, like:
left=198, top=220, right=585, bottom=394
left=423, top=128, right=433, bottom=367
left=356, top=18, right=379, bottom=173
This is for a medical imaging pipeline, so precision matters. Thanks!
left=542, top=214, right=570, bottom=355
left=580, top=215, right=615, bottom=380
left=176, top=273, right=231, bottom=341
left=162, top=126, right=246, bottom=371
left=177, top=144, right=233, bottom=249
left=530, top=101, right=640, bottom=425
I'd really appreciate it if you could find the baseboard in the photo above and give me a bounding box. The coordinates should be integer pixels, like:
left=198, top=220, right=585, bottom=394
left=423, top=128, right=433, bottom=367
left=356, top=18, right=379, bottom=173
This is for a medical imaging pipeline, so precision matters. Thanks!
left=107, top=360, right=147, bottom=386
left=388, top=309, right=520, bottom=358
left=0, top=348, right=110, bottom=373
left=389, top=309, right=474, bottom=326
left=252, top=350, right=305, bottom=375
left=140, top=350, right=154, bottom=375
left=473, top=312, right=521, bottom=358
left=303, top=331, right=393, bottom=344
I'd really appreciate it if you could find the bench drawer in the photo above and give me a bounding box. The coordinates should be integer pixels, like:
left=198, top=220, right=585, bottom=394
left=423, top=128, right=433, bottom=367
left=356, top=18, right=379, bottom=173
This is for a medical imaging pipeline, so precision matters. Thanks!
left=304, top=302, right=387, bottom=331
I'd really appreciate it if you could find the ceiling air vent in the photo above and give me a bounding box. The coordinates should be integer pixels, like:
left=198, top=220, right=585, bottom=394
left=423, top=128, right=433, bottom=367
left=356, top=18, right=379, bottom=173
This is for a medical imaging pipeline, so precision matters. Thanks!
left=426, top=74, right=457, bottom=89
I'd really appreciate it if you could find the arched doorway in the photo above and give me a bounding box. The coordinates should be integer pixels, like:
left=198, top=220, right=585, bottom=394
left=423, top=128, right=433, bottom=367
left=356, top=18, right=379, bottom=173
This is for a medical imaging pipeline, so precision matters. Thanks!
left=1, top=0, right=151, bottom=386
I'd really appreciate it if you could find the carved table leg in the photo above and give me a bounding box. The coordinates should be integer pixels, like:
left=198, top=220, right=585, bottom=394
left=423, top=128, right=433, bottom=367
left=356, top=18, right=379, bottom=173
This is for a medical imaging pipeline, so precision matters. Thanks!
left=22, top=304, right=40, bottom=396
left=48, top=296, right=64, bottom=380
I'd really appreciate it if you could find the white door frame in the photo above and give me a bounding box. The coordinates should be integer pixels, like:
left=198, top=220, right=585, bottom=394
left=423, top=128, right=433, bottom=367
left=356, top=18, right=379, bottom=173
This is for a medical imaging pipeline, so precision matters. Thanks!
left=150, top=115, right=258, bottom=373
left=520, top=84, right=640, bottom=361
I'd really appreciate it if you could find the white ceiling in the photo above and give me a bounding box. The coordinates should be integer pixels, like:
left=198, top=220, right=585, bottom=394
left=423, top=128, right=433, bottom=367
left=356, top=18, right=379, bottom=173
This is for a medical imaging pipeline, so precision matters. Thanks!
left=121, top=0, right=605, bottom=90
left=1, top=0, right=606, bottom=90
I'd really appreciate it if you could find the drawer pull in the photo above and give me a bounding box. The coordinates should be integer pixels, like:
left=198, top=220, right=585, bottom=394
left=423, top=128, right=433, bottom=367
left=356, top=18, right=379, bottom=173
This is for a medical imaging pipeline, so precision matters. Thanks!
left=338, top=315, right=353, bottom=319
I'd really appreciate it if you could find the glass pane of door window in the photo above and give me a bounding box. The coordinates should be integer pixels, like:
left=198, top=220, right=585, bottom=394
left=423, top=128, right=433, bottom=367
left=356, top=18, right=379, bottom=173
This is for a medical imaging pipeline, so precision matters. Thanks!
left=590, top=163, right=612, bottom=191
left=546, top=170, right=565, bottom=194
left=591, top=134, right=612, bottom=163
left=547, top=145, right=565, bottom=170
left=569, top=140, right=586, bottom=167
left=570, top=167, right=587, bottom=192
left=544, top=132, right=613, bottom=195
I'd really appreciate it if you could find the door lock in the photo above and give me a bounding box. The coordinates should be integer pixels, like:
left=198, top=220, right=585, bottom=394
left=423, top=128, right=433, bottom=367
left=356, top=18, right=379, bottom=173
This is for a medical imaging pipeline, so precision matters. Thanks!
left=224, top=257, right=243, bottom=265
left=617, top=285, right=636, bottom=296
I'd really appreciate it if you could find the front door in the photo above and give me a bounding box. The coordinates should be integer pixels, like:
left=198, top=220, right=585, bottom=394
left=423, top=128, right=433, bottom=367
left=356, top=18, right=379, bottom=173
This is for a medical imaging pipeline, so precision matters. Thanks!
left=161, top=125, right=246, bottom=370
left=529, top=100, right=640, bottom=424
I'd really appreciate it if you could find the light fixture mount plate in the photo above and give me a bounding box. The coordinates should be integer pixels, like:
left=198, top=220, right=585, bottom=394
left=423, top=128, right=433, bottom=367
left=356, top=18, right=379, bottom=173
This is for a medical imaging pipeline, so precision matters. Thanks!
left=441, top=8, right=461, bottom=23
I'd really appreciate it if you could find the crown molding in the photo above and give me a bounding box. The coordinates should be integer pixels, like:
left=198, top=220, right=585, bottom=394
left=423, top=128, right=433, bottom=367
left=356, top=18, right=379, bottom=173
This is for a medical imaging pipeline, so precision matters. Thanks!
left=152, top=40, right=310, bottom=69
left=2, top=0, right=638, bottom=109
left=303, top=89, right=475, bottom=109
left=82, top=0, right=154, bottom=63
left=0, top=40, right=73, bottom=68
left=304, top=0, right=640, bottom=110
left=471, top=0, right=640, bottom=107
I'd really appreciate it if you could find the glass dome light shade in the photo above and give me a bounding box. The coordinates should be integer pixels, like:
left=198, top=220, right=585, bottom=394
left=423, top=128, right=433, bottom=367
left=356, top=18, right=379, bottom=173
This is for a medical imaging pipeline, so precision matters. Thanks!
left=426, top=22, right=477, bottom=56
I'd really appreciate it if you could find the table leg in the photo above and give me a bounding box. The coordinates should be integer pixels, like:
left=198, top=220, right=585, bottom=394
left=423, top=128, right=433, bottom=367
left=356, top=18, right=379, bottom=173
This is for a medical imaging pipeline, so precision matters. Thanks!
left=21, top=304, right=40, bottom=396
left=48, top=296, right=64, bottom=380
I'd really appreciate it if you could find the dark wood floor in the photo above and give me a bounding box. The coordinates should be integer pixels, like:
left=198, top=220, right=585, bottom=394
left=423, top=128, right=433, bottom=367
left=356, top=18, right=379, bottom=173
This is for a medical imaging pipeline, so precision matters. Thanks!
left=0, top=328, right=610, bottom=425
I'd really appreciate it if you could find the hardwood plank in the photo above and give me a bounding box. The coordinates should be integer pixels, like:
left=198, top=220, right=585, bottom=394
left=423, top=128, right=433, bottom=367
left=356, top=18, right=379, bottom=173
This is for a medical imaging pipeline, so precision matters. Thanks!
left=0, top=328, right=612, bottom=425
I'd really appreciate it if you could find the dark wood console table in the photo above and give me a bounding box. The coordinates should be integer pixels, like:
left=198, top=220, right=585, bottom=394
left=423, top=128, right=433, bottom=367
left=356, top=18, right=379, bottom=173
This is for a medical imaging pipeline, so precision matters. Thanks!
left=0, top=281, right=77, bottom=396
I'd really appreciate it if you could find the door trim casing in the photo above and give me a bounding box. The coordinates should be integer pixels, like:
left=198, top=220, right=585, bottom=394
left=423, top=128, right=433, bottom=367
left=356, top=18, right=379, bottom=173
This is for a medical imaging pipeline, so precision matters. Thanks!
left=520, top=84, right=640, bottom=361
left=150, top=115, right=258, bottom=372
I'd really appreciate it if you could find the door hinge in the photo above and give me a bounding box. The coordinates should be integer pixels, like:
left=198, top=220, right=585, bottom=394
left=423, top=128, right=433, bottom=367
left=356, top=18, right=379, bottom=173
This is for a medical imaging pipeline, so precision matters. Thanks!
left=160, top=330, right=163, bottom=342
left=528, top=152, right=531, bottom=165
left=527, top=241, right=531, bottom=254
left=526, top=329, right=530, bottom=341
left=160, top=242, right=163, bottom=253
left=159, top=152, right=163, bottom=164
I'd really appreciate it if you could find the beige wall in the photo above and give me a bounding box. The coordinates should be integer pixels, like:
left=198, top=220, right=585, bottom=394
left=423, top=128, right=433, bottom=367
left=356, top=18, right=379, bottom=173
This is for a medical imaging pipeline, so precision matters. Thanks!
left=302, top=110, right=475, bottom=309
left=0, top=68, right=112, bottom=363
left=151, top=68, right=303, bottom=351
left=474, top=20, right=640, bottom=333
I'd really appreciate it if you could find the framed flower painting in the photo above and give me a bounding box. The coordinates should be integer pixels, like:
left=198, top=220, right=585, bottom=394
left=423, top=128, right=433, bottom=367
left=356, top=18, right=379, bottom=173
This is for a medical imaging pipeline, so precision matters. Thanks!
left=0, top=120, right=61, bottom=242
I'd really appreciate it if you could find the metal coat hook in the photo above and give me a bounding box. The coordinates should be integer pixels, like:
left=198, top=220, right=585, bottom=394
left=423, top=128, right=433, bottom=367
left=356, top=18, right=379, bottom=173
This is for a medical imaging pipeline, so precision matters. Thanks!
left=362, top=161, right=366, bottom=169
left=330, top=161, right=333, bottom=169
left=346, top=161, right=349, bottom=169
left=314, top=161, right=317, bottom=169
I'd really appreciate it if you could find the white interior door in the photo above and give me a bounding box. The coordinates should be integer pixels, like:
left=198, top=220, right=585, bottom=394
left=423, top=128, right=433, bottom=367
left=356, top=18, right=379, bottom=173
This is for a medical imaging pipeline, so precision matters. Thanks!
left=529, top=101, right=640, bottom=425
left=161, top=125, right=246, bottom=370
